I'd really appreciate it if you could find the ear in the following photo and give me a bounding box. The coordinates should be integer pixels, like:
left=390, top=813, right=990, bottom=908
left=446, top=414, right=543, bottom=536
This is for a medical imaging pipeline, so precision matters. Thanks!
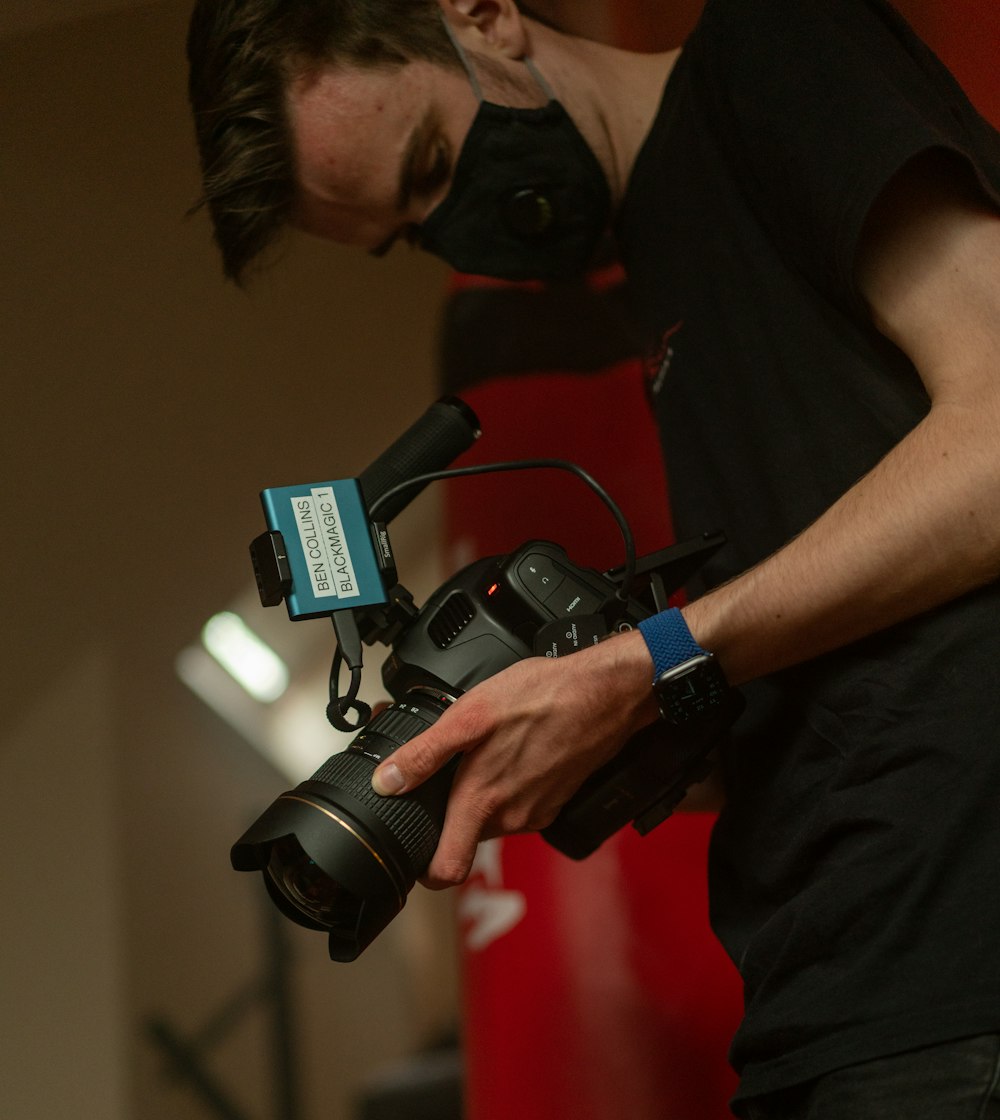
left=438, top=0, right=529, bottom=60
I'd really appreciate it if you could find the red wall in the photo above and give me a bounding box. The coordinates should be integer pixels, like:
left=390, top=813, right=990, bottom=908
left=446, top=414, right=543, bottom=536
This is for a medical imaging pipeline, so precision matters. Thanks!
left=454, top=6, right=998, bottom=1119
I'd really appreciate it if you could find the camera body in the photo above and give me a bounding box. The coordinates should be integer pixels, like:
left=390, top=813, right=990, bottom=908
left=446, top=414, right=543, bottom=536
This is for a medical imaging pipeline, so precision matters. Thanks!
left=366, top=539, right=722, bottom=858
left=232, top=399, right=739, bottom=961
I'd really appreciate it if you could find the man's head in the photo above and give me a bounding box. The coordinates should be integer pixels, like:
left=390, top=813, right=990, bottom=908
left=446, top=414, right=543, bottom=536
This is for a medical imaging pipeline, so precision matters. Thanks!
left=187, top=0, right=464, bottom=283
left=187, top=0, right=615, bottom=284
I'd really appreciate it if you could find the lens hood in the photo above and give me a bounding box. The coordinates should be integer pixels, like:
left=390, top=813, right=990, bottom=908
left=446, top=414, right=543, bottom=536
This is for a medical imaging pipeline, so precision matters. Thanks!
left=231, top=780, right=413, bottom=961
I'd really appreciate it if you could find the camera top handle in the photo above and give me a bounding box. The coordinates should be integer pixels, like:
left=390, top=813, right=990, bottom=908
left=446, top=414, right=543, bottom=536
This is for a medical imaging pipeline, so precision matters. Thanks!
left=357, top=396, right=481, bottom=523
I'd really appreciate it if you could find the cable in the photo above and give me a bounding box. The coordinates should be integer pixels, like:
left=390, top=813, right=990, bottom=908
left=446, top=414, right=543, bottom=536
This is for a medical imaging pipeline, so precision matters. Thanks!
left=328, top=458, right=637, bottom=732
left=368, top=459, right=637, bottom=603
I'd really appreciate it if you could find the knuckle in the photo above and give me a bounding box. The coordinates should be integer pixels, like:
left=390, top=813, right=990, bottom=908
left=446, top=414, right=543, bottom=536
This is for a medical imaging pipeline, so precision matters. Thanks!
left=439, top=860, right=472, bottom=887
left=503, top=800, right=559, bottom=835
left=427, top=854, right=472, bottom=888
left=398, top=733, right=442, bottom=778
left=449, top=692, right=498, bottom=742
left=530, top=803, right=560, bottom=832
left=475, top=788, right=505, bottom=823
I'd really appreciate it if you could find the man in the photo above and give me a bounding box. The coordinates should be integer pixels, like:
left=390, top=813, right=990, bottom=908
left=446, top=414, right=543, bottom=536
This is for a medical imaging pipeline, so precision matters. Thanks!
left=187, top=0, right=1000, bottom=1114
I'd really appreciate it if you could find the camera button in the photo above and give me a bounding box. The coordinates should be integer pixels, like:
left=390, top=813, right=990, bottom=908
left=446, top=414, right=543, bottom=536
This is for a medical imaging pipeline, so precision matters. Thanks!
left=516, top=554, right=565, bottom=604
left=546, top=582, right=603, bottom=617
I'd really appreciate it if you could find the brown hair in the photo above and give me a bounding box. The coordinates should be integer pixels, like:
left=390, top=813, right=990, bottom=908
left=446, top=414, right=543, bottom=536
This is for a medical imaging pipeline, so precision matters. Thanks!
left=186, top=0, right=462, bottom=283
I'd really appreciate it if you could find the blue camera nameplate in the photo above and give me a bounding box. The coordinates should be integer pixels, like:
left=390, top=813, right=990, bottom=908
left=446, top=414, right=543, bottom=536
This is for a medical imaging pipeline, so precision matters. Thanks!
left=260, top=479, right=386, bottom=620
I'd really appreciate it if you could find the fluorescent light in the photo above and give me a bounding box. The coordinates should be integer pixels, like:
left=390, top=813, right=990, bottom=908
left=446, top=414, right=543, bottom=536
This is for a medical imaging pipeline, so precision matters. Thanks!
left=201, top=611, right=289, bottom=703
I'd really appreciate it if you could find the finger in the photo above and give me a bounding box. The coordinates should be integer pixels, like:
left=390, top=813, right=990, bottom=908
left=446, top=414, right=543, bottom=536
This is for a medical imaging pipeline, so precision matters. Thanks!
left=370, top=699, right=487, bottom=795
left=421, top=792, right=494, bottom=888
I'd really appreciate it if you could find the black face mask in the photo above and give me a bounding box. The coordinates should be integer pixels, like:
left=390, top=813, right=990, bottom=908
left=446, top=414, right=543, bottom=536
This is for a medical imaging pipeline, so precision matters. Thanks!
left=418, top=33, right=612, bottom=282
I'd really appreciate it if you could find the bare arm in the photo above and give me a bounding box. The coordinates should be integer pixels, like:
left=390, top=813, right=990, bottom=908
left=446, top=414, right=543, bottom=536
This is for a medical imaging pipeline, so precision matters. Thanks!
left=682, top=151, right=1000, bottom=684
left=375, top=151, right=1000, bottom=886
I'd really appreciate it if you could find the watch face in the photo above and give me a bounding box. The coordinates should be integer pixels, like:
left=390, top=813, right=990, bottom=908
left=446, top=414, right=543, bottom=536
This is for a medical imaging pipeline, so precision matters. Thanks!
left=655, top=655, right=731, bottom=725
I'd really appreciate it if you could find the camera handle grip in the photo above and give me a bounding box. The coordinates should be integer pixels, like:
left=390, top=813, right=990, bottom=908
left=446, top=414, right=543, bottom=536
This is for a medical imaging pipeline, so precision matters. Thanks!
left=358, top=397, right=481, bottom=523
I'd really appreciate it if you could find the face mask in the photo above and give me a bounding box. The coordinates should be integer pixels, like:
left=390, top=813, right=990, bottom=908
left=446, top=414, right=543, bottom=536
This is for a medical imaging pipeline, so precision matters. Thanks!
left=418, top=25, right=612, bottom=282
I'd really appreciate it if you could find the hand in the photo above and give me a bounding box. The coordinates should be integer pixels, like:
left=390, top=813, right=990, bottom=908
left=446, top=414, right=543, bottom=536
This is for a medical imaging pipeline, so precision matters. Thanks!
left=372, top=627, right=659, bottom=887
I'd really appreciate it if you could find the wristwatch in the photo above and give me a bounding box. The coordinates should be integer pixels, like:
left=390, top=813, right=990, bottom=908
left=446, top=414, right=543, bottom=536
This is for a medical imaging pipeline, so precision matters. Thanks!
left=637, top=608, right=735, bottom=735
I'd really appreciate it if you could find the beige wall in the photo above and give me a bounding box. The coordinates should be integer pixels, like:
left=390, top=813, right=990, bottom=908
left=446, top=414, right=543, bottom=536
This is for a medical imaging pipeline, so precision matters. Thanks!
left=1, top=648, right=129, bottom=1119
left=2, top=4, right=458, bottom=1118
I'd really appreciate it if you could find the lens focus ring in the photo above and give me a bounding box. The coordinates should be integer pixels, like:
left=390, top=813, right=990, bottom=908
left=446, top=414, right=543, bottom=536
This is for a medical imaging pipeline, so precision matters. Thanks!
left=309, top=752, right=440, bottom=873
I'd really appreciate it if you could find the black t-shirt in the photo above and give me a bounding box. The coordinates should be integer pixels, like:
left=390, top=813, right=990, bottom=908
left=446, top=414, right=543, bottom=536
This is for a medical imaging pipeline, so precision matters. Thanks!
left=618, top=0, right=1000, bottom=1101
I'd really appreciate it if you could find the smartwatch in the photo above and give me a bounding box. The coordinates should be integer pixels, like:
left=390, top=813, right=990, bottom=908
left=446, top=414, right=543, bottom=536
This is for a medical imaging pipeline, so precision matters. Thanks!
left=637, top=608, right=734, bottom=734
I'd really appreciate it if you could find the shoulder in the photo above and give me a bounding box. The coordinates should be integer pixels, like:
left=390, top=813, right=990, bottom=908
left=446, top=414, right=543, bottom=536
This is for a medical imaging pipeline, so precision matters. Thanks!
left=857, top=149, right=1000, bottom=394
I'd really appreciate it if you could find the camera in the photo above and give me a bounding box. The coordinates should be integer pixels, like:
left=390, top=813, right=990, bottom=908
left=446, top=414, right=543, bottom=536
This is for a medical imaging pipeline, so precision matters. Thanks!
left=232, top=398, right=739, bottom=961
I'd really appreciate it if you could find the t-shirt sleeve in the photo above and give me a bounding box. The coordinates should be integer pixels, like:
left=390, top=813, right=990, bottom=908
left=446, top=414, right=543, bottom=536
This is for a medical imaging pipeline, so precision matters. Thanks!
left=688, top=0, right=1000, bottom=316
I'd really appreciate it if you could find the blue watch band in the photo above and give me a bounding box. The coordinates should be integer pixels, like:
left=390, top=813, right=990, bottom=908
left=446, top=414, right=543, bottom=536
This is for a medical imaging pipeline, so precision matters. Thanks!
left=638, top=608, right=708, bottom=678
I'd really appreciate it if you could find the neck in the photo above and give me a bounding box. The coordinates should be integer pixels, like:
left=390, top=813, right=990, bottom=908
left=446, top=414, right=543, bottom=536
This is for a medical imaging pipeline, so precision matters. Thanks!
left=523, top=20, right=680, bottom=206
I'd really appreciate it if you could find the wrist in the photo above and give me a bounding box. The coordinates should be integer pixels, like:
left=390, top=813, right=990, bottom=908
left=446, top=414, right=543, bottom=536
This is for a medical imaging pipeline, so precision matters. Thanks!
left=637, top=608, right=737, bottom=733
left=596, top=626, right=662, bottom=730
left=637, top=607, right=711, bottom=678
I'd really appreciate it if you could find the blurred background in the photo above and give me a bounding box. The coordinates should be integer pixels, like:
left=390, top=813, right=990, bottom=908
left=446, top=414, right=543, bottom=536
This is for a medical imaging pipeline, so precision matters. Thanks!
left=2, top=2, right=996, bottom=1119
left=2, top=4, right=457, bottom=1118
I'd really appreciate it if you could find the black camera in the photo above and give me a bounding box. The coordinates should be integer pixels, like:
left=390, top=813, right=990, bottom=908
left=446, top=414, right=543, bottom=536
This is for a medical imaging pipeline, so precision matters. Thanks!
left=232, top=398, right=738, bottom=961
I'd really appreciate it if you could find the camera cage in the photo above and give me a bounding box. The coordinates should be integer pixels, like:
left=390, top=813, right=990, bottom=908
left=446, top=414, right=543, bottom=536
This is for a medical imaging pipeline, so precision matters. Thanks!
left=250, top=458, right=726, bottom=734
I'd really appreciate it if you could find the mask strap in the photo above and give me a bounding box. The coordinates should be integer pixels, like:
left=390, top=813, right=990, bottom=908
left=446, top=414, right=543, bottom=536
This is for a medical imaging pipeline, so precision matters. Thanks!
left=523, top=56, right=556, bottom=101
left=440, top=15, right=556, bottom=104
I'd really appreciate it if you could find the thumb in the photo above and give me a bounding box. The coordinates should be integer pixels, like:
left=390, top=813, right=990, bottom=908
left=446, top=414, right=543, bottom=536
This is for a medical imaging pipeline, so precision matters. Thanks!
left=371, top=757, right=408, bottom=796
left=370, top=718, right=461, bottom=796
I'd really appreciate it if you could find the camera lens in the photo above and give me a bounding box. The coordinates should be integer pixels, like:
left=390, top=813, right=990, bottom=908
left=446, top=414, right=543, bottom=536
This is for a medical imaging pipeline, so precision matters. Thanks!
left=266, top=836, right=360, bottom=929
left=231, top=687, right=458, bottom=961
